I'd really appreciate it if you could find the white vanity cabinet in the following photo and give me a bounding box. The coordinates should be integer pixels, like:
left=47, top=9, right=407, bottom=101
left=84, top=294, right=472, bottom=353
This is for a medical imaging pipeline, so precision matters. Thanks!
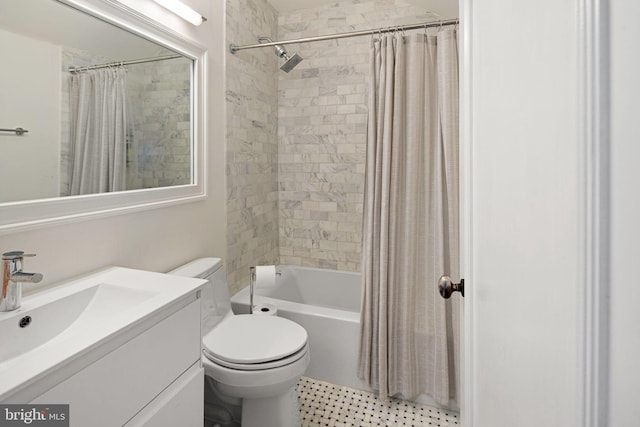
left=31, top=298, right=203, bottom=427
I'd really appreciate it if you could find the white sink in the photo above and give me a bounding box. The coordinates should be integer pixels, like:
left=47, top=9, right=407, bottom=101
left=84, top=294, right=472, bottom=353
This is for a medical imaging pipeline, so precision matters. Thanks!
left=0, top=284, right=157, bottom=362
left=0, top=267, right=205, bottom=402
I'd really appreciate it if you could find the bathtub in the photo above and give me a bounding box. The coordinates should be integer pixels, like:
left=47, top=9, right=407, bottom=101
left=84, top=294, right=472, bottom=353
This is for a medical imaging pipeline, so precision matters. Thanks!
left=230, top=265, right=368, bottom=391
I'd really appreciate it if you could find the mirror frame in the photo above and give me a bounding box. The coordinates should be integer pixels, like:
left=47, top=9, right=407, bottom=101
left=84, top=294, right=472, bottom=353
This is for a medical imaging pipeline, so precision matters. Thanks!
left=0, top=0, right=207, bottom=235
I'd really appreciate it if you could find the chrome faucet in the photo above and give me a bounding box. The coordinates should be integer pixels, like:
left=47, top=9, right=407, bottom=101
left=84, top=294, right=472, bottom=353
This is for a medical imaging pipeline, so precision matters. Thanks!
left=1, top=251, right=43, bottom=312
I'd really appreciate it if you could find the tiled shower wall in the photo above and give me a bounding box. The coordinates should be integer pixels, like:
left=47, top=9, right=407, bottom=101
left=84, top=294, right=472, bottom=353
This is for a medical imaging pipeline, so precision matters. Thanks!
left=276, top=0, right=437, bottom=271
left=225, top=0, right=280, bottom=293
left=126, top=57, right=192, bottom=190
left=224, top=0, right=440, bottom=287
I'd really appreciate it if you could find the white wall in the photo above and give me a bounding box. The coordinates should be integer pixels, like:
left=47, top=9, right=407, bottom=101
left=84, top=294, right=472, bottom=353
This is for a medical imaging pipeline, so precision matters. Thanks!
left=0, top=29, right=60, bottom=203
left=0, top=0, right=164, bottom=62
left=0, top=0, right=226, bottom=291
left=608, top=0, right=640, bottom=424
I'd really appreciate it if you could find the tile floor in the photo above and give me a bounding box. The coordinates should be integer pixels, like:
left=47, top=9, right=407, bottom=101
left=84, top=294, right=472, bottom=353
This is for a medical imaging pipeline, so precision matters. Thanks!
left=298, top=376, right=460, bottom=427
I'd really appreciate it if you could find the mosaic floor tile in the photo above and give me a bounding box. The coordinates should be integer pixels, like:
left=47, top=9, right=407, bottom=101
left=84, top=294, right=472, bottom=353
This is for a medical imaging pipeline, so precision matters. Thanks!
left=298, top=377, right=460, bottom=427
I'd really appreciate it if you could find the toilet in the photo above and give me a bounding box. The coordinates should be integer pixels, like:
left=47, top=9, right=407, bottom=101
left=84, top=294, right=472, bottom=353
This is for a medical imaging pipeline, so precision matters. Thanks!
left=169, top=258, right=309, bottom=427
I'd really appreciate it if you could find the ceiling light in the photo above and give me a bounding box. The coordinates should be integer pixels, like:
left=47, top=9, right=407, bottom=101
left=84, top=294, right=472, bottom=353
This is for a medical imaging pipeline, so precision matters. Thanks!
left=153, top=0, right=207, bottom=26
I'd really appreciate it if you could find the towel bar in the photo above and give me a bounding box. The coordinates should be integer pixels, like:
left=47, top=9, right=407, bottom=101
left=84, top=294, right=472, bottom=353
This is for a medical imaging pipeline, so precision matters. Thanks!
left=0, top=128, right=28, bottom=136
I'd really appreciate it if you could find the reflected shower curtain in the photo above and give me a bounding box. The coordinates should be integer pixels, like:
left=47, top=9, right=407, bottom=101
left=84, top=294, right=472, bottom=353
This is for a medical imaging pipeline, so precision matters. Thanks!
left=358, top=30, right=460, bottom=405
left=69, top=67, right=127, bottom=195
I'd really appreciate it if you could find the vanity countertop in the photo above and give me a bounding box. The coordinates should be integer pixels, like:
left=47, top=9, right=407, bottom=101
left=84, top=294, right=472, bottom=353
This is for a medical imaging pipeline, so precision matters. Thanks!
left=0, top=267, right=205, bottom=402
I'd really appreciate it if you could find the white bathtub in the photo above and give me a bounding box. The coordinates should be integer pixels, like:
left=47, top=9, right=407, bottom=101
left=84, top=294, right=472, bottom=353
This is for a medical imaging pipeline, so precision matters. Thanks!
left=230, top=265, right=369, bottom=392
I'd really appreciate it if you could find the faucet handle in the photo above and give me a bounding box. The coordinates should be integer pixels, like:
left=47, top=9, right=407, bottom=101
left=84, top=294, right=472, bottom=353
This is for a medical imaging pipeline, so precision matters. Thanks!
left=11, top=272, right=43, bottom=283
left=2, top=251, right=36, bottom=260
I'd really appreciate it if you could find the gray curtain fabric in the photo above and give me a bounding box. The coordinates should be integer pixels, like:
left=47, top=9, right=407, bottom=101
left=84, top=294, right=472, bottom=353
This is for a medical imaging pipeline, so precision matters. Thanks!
left=69, top=67, right=127, bottom=195
left=358, top=30, right=460, bottom=405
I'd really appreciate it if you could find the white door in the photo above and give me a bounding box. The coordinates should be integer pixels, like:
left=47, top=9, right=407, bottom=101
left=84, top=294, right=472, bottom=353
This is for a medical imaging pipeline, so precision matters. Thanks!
left=458, top=0, right=603, bottom=426
left=609, top=1, right=640, bottom=425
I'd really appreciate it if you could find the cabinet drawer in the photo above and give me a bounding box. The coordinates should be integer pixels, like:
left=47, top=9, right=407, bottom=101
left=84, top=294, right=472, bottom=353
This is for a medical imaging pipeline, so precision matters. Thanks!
left=125, top=361, right=203, bottom=427
left=32, top=299, right=201, bottom=427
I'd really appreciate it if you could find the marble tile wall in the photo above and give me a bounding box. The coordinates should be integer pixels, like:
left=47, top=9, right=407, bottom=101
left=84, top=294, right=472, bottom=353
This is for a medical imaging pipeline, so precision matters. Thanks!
left=276, top=0, right=437, bottom=271
left=226, top=0, right=280, bottom=294
left=126, top=57, right=192, bottom=190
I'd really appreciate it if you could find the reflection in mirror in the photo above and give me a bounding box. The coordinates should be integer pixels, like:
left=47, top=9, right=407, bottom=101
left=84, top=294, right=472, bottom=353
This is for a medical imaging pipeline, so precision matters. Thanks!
left=0, top=0, right=193, bottom=203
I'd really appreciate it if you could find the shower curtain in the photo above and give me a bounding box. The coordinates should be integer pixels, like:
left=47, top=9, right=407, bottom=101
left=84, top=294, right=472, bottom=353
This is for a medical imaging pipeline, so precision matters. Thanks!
left=358, top=30, right=460, bottom=405
left=69, top=67, right=127, bottom=195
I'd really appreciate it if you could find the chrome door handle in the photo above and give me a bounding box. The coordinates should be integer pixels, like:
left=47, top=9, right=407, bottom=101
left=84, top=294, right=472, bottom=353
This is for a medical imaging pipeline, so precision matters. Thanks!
left=438, top=276, right=464, bottom=298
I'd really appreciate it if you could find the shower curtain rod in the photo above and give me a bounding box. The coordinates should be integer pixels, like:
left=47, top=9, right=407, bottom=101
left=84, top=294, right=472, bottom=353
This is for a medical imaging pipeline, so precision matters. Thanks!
left=68, top=54, right=183, bottom=73
left=229, top=18, right=458, bottom=53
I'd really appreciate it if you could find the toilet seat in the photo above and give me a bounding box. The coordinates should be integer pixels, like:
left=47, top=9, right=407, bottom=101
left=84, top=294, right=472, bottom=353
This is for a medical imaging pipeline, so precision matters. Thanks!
left=202, top=314, right=308, bottom=370
left=204, top=342, right=309, bottom=370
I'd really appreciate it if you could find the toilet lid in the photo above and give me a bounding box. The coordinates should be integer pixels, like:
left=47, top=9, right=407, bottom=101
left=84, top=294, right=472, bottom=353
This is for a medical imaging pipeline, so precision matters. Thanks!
left=203, top=342, right=309, bottom=371
left=202, top=314, right=308, bottom=365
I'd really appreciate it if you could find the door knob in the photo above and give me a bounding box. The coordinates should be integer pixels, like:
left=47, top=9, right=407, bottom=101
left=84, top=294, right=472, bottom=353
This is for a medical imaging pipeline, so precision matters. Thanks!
left=438, top=275, right=464, bottom=298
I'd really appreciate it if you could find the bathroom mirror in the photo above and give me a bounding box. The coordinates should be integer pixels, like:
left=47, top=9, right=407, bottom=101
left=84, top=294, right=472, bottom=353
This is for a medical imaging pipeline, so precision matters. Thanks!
left=0, top=0, right=206, bottom=233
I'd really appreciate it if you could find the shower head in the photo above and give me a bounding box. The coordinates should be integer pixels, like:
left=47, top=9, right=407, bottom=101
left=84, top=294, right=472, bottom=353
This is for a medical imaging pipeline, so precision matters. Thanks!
left=280, top=52, right=303, bottom=73
left=257, top=36, right=303, bottom=73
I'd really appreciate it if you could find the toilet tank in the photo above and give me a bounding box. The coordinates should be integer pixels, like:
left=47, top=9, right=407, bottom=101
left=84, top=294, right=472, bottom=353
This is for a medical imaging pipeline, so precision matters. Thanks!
left=168, top=258, right=231, bottom=334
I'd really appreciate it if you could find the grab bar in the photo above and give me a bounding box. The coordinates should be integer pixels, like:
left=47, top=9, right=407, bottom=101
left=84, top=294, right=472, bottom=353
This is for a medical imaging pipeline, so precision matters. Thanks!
left=0, top=128, right=29, bottom=136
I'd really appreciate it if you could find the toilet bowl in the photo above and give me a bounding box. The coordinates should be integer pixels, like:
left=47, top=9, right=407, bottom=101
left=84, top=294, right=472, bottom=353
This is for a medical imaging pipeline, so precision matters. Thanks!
left=169, top=258, right=309, bottom=427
